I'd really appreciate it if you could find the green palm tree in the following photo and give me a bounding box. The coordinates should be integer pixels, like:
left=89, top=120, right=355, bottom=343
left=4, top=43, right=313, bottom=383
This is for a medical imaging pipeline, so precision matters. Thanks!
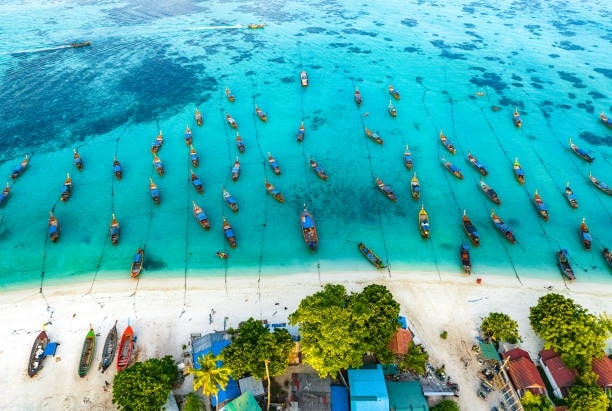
left=190, top=352, right=232, bottom=407
left=399, top=342, right=429, bottom=376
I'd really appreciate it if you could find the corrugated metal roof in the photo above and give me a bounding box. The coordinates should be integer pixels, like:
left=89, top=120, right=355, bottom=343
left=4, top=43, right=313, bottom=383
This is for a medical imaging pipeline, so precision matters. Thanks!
left=386, top=380, right=428, bottom=411
left=348, top=365, right=389, bottom=411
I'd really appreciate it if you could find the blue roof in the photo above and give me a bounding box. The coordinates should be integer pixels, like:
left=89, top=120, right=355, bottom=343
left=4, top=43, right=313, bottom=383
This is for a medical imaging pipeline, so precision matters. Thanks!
left=348, top=365, right=389, bottom=411
left=331, top=385, right=349, bottom=411
left=398, top=316, right=407, bottom=329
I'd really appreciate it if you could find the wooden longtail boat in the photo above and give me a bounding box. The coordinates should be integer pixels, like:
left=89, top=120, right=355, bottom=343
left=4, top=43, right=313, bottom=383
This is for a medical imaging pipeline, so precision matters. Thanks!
left=354, top=87, right=363, bottom=106
left=309, top=158, right=328, bottom=181
left=195, top=108, right=203, bottom=126
left=513, top=157, right=525, bottom=184
left=109, top=213, right=120, bottom=245
left=101, top=321, right=118, bottom=373
left=226, top=114, right=238, bottom=129
left=0, top=182, right=10, bottom=206
left=460, top=244, right=471, bottom=275
left=364, top=127, right=383, bottom=144
left=403, top=145, right=413, bottom=170
left=300, top=70, right=308, bottom=87
left=480, top=179, right=501, bottom=205
left=153, top=153, right=164, bottom=176
left=296, top=122, right=305, bottom=142
left=300, top=206, right=318, bottom=251
left=513, top=107, right=522, bottom=128
left=151, top=130, right=163, bottom=153
left=418, top=205, right=430, bottom=239
left=589, top=172, right=612, bottom=195
left=11, top=154, right=29, bottom=180
left=71, top=41, right=91, bottom=48
left=28, top=329, right=49, bottom=377
left=565, top=182, right=578, bottom=208
left=600, top=112, right=612, bottom=128
left=467, top=152, right=488, bottom=176
left=73, top=149, right=83, bottom=170
left=113, top=157, right=123, bottom=179
left=225, top=87, right=236, bottom=102
left=255, top=105, right=268, bottom=122
left=189, top=144, right=199, bottom=168
left=131, top=248, right=144, bottom=278
left=222, top=188, right=239, bottom=212
left=358, top=242, right=385, bottom=269
left=149, top=177, right=160, bottom=205
left=533, top=190, right=549, bottom=220
left=569, top=138, right=594, bottom=162
left=265, top=180, right=284, bottom=203
left=410, top=172, right=420, bottom=200
left=236, top=132, right=245, bottom=154
left=231, top=157, right=241, bottom=181
left=216, top=251, right=229, bottom=259
left=462, top=210, right=480, bottom=246
left=60, top=173, right=72, bottom=201
left=247, top=23, right=265, bottom=29
left=376, top=177, right=397, bottom=202
left=579, top=218, right=591, bottom=250
left=388, top=100, right=397, bottom=118
left=441, top=157, right=463, bottom=179
left=603, top=248, right=612, bottom=268
left=439, top=131, right=456, bottom=154
left=78, top=326, right=95, bottom=377
left=116, top=324, right=135, bottom=371
left=48, top=211, right=60, bottom=242
left=192, top=201, right=210, bottom=230
left=268, top=152, right=281, bottom=175
left=388, top=85, right=400, bottom=100
left=223, top=217, right=236, bottom=248
left=490, top=210, right=515, bottom=243
left=557, top=249, right=575, bottom=281
left=191, top=170, right=203, bottom=194
left=184, top=125, right=192, bottom=145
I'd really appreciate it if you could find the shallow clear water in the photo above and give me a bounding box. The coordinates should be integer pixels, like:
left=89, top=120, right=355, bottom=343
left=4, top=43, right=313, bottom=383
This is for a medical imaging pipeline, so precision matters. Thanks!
left=0, top=0, right=610, bottom=290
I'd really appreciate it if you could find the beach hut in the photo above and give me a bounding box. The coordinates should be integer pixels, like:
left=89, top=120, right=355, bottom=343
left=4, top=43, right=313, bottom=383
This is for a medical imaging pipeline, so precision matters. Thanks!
left=347, top=365, right=389, bottom=411
left=386, top=380, right=428, bottom=411
left=538, top=350, right=576, bottom=399
left=501, top=348, right=547, bottom=398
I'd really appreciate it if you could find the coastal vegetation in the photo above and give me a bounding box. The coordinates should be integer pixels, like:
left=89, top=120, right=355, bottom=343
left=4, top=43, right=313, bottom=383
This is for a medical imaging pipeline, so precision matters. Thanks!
left=399, top=341, right=429, bottom=376
left=480, top=312, right=522, bottom=345
left=190, top=352, right=231, bottom=408
left=430, top=399, right=460, bottom=411
left=520, top=391, right=554, bottom=410
left=182, top=392, right=205, bottom=411
left=566, top=371, right=610, bottom=411
left=289, top=283, right=400, bottom=378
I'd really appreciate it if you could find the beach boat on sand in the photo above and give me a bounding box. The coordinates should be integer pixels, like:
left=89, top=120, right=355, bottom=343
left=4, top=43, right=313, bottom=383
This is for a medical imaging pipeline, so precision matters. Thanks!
left=564, top=182, right=578, bottom=208
left=223, top=217, right=236, bottom=248
left=441, top=157, right=463, bottom=179
left=131, top=248, right=144, bottom=278
left=265, top=180, right=284, bottom=203
left=113, top=157, right=123, bottom=180
left=60, top=173, right=72, bottom=202
left=226, top=113, right=238, bottom=129
left=268, top=152, right=281, bottom=175
left=225, top=87, right=236, bottom=102
left=513, top=157, right=525, bottom=184
left=358, top=242, right=385, bottom=269
left=300, top=206, right=318, bottom=251
left=388, top=100, right=397, bottom=118
left=589, top=172, right=612, bottom=195
left=462, top=210, right=480, bottom=246
left=184, top=125, right=192, bottom=145
left=364, top=127, right=384, bottom=144
left=109, top=213, right=120, bottom=245
left=600, top=112, right=612, bottom=128
left=48, top=211, right=60, bottom=242
left=11, top=154, right=29, bottom=180
left=296, top=122, right=305, bottom=142
left=192, top=201, right=210, bottom=230
left=235, top=132, right=245, bottom=154
left=222, top=188, right=239, bottom=213
left=101, top=321, right=118, bottom=373
left=376, top=177, right=397, bottom=202
left=513, top=107, right=522, bottom=128
left=410, top=172, right=420, bottom=200
left=354, top=87, right=362, bottom=106
left=460, top=244, right=471, bottom=275
left=309, top=158, right=328, bottom=181
left=603, top=248, right=612, bottom=268
left=152, top=153, right=164, bottom=176
left=569, top=138, right=594, bottom=162
left=0, top=182, right=10, bottom=206
left=533, top=190, right=549, bottom=220
left=388, top=85, right=400, bottom=100
left=490, top=209, right=515, bottom=243
left=579, top=218, right=591, bottom=250
left=480, top=179, right=501, bottom=205
left=403, top=145, right=413, bottom=170
left=28, top=329, right=49, bottom=377
left=439, top=131, right=456, bottom=155
left=557, top=249, right=575, bottom=281
left=189, top=144, right=199, bottom=168
left=191, top=170, right=204, bottom=194
left=255, top=105, right=268, bottom=122
left=194, top=108, right=203, bottom=126
left=149, top=178, right=160, bottom=205
left=418, top=205, right=430, bottom=239
left=467, top=152, right=488, bottom=176
left=78, top=326, right=96, bottom=377
left=116, top=324, right=135, bottom=371
left=73, top=149, right=83, bottom=170
left=231, top=157, right=241, bottom=181
left=151, top=130, right=163, bottom=153
left=300, top=70, right=308, bottom=87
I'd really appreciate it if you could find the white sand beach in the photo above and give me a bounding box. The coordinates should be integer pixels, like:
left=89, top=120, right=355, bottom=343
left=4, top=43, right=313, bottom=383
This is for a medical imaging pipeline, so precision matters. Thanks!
left=0, top=270, right=610, bottom=411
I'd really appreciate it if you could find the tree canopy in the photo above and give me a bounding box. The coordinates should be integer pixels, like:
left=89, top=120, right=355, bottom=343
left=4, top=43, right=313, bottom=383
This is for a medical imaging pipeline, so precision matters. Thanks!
left=520, top=390, right=554, bottom=411
left=190, top=352, right=231, bottom=407
left=222, top=317, right=294, bottom=379
left=288, top=283, right=400, bottom=378
left=480, top=312, right=522, bottom=345
left=567, top=371, right=610, bottom=411
left=112, top=355, right=178, bottom=411
left=399, top=341, right=429, bottom=376
left=529, top=293, right=612, bottom=371
left=430, top=399, right=460, bottom=411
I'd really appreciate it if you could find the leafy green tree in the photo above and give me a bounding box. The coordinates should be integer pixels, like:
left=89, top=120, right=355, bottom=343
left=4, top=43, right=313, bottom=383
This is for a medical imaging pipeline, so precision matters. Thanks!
left=399, top=341, right=429, bottom=376
left=183, top=392, right=205, bottom=411
left=190, top=352, right=231, bottom=408
left=289, top=284, right=400, bottom=378
left=520, top=390, right=554, bottom=411
left=222, top=317, right=294, bottom=379
left=567, top=371, right=610, bottom=411
left=430, top=399, right=460, bottom=411
left=529, top=293, right=612, bottom=371
left=112, top=356, right=178, bottom=411
left=481, top=312, right=522, bottom=345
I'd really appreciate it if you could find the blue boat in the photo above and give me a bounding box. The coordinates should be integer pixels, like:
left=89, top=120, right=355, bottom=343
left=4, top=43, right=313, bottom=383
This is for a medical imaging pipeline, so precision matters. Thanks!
left=0, top=183, right=10, bottom=206
left=557, top=249, right=575, bottom=281
left=222, top=188, right=238, bottom=212
left=113, top=158, right=123, bottom=180
left=11, top=155, right=29, bottom=180
left=467, top=152, right=488, bottom=176
left=569, top=138, right=594, bottom=162
left=300, top=206, right=318, bottom=251
left=149, top=178, right=160, bottom=205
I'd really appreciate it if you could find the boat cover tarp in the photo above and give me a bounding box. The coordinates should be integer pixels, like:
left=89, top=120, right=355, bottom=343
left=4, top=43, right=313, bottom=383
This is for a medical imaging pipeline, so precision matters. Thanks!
left=44, top=342, right=59, bottom=357
left=134, top=253, right=142, bottom=263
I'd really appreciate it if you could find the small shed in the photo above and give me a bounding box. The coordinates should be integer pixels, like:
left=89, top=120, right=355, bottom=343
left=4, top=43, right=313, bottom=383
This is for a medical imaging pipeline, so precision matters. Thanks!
left=347, top=365, right=389, bottom=411
left=388, top=328, right=412, bottom=357
left=479, top=341, right=501, bottom=362
left=239, top=376, right=265, bottom=398
left=386, top=380, right=428, bottom=411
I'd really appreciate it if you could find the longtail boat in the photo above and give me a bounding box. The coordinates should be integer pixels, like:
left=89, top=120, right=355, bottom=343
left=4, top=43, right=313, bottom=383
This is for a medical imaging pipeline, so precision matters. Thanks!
left=101, top=321, right=118, bottom=373
left=300, top=206, right=318, bottom=251
left=116, top=324, right=135, bottom=371
left=439, top=131, right=456, bottom=154
left=467, top=152, right=488, bottom=176
left=300, top=70, right=309, bottom=87
left=191, top=170, right=203, bottom=194
left=189, top=144, right=199, bottom=168
left=589, top=172, right=612, bottom=195
left=268, top=152, right=281, bottom=175
left=460, top=244, right=471, bottom=275
left=216, top=251, right=229, bottom=259
left=376, top=177, right=397, bottom=202
left=231, top=157, right=241, bottom=181
left=364, top=127, right=383, bottom=144
left=569, top=138, right=594, bottom=162
left=192, top=201, right=210, bottom=230
left=354, top=87, right=363, bottom=106
left=60, top=173, right=72, bottom=201
left=131, top=248, right=144, bottom=278
left=184, top=125, right=192, bottom=145
left=480, top=179, right=501, bottom=205
left=388, top=85, right=400, bottom=100
left=149, top=178, right=160, bottom=205
left=226, top=114, right=238, bottom=129
left=151, top=130, right=163, bottom=153
left=195, top=108, right=203, bottom=126
left=603, top=248, right=612, bottom=268
left=579, top=218, right=592, bottom=250
left=222, top=188, right=239, bottom=212
left=78, top=326, right=95, bottom=377
left=71, top=41, right=91, bottom=48
left=73, top=149, right=83, bottom=170
left=533, top=190, right=549, bottom=220
left=388, top=100, right=397, bottom=118
left=403, top=145, right=413, bottom=170
left=113, top=157, right=123, bottom=180
left=410, top=172, right=420, bottom=200
left=255, top=105, right=268, bottom=122
left=441, top=157, right=463, bottom=179
left=358, top=242, right=385, bottom=269
left=265, top=180, right=284, bottom=203
left=223, top=217, right=236, bottom=248
left=557, top=249, right=575, bottom=281
left=48, top=211, right=60, bottom=242
left=490, top=210, right=515, bottom=243
left=27, top=329, right=49, bottom=377
left=110, top=213, right=120, bottom=245
left=462, top=210, right=480, bottom=246
left=247, top=23, right=265, bottom=29
left=513, top=107, right=522, bottom=128
left=565, top=182, right=578, bottom=208
left=152, top=153, right=164, bottom=176
left=236, top=132, right=245, bottom=154
left=296, top=122, right=305, bottom=142
left=0, top=182, right=10, bottom=206
left=600, top=112, right=612, bottom=128
left=418, top=205, right=430, bottom=239
left=225, top=87, right=236, bottom=102
left=11, top=154, right=29, bottom=180
left=513, top=157, right=525, bottom=184
left=309, top=158, right=328, bottom=181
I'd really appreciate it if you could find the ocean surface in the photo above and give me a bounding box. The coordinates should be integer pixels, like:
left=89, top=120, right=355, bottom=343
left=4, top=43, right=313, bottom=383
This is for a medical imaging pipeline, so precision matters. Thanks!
left=0, top=0, right=610, bottom=291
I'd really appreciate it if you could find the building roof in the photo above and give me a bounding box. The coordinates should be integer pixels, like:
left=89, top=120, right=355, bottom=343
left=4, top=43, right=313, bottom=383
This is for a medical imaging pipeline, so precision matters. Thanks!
left=238, top=376, right=265, bottom=398
left=539, top=350, right=576, bottom=390
left=592, top=355, right=612, bottom=388
left=388, top=328, right=412, bottom=355
left=348, top=365, right=389, bottom=411
left=502, top=350, right=546, bottom=394
left=479, top=342, right=501, bottom=361
left=330, top=385, right=349, bottom=411
left=386, top=380, right=428, bottom=411
left=221, top=391, right=262, bottom=411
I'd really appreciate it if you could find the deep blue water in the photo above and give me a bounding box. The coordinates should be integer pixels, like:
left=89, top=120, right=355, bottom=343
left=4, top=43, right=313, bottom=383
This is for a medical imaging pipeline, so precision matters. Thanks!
left=0, top=0, right=610, bottom=290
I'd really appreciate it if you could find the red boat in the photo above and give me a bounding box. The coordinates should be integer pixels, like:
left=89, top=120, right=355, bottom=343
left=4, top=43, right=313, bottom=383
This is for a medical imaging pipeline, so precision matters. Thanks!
left=27, top=329, right=49, bottom=377
left=131, top=248, right=144, bottom=278
left=116, top=324, right=135, bottom=371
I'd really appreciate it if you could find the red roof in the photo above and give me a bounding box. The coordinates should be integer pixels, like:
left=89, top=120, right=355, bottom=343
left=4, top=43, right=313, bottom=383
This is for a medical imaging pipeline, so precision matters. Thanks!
left=388, top=328, right=412, bottom=355
left=592, top=355, right=612, bottom=388
left=502, top=349, right=546, bottom=396
left=539, top=350, right=576, bottom=390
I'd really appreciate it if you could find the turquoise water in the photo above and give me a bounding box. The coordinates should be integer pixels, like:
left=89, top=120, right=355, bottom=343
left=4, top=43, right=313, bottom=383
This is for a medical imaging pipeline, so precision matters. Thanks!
left=0, top=0, right=610, bottom=290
